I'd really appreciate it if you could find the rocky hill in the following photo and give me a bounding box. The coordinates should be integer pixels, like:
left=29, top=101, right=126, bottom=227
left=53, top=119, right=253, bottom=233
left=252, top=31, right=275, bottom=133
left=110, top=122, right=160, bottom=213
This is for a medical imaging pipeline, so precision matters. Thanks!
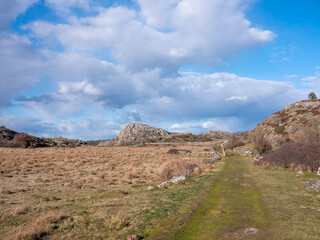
left=98, top=123, right=171, bottom=146
left=0, top=126, right=18, bottom=140
left=200, top=131, right=233, bottom=141
left=246, top=100, right=320, bottom=146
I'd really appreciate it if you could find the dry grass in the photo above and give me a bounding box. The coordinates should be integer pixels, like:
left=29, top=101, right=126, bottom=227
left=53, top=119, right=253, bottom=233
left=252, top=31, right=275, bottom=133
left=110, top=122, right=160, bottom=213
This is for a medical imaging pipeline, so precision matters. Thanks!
left=0, top=143, right=218, bottom=239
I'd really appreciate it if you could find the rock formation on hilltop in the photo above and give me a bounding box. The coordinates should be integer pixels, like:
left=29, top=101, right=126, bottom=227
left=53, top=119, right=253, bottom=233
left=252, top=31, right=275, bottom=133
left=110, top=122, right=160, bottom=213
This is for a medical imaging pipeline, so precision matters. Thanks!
left=247, top=100, right=320, bottom=146
left=98, top=123, right=171, bottom=146
left=0, top=126, right=18, bottom=140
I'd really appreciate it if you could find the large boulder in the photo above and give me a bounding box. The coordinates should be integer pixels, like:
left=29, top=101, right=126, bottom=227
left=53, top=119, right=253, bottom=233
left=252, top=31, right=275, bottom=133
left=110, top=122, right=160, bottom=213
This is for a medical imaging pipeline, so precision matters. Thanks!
left=98, top=123, right=170, bottom=146
left=246, top=100, right=320, bottom=146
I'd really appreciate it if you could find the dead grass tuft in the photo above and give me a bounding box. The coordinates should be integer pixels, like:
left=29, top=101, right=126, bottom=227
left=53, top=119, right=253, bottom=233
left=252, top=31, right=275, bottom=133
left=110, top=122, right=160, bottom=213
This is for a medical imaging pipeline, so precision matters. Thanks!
left=159, top=159, right=197, bottom=180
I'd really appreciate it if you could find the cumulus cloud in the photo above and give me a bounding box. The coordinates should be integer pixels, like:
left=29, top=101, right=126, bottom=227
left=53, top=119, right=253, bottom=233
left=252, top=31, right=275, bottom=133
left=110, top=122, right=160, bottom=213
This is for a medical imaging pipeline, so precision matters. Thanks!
left=2, top=0, right=306, bottom=139
left=0, top=115, right=121, bottom=140
left=169, top=117, right=244, bottom=134
left=0, top=33, right=42, bottom=107
left=28, top=0, right=274, bottom=73
left=301, top=69, right=320, bottom=89
left=0, top=0, right=39, bottom=30
left=45, top=0, right=90, bottom=14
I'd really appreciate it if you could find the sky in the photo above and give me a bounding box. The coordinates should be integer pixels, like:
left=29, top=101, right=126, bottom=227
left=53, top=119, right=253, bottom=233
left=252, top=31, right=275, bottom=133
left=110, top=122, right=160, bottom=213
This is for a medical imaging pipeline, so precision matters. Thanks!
left=0, top=0, right=319, bottom=140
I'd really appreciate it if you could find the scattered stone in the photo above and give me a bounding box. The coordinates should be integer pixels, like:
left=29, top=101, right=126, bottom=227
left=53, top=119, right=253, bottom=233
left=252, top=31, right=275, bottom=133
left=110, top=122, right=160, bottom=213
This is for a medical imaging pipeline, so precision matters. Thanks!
left=317, top=167, right=320, bottom=176
left=157, top=181, right=169, bottom=188
left=211, top=154, right=221, bottom=162
left=167, top=149, right=191, bottom=155
left=127, top=235, right=143, bottom=240
left=296, top=170, right=304, bottom=176
left=147, top=186, right=154, bottom=191
left=302, top=181, right=320, bottom=191
left=245, top=228, right=259, bottom=234
left=170, top=176, right=186, bottom=184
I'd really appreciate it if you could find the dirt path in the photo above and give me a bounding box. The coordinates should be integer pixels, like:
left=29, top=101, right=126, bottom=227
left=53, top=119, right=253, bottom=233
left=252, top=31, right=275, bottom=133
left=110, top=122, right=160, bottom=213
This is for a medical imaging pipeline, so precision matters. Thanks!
left=152, top=155, right=272, bottom=239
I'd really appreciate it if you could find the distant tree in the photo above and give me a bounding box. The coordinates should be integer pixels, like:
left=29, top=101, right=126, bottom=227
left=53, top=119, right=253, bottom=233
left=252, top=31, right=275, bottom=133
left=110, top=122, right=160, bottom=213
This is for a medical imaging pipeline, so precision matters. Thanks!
left=308, top=92, right=317, bottom=100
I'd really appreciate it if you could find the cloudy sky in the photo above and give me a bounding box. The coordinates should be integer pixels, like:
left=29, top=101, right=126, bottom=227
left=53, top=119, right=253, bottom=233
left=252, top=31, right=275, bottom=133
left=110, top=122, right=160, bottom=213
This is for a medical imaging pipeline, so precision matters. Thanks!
left=0, top=0, right=319, bottom=140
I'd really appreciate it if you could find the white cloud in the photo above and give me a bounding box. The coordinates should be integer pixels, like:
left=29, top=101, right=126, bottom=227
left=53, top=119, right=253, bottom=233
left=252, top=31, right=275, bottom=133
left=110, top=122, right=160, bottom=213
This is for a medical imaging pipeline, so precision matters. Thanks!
left=300, top=69, right=320, bottom=88
left=0, top=115, right=121, bottom=140
left=0, top=0, right=39, bottom=30
left=169, top=117, right=246, bottom=134
left=301, top=76, right=317, bottom=81
left=225, top=96, right=248, bottom=101
left=28, top=0, right=274, bottom=73
left=285, top=74, right=299, bottom=79
left=0, top=33, right=42, bottom=106
left=45, top=0, right=90, bottom=14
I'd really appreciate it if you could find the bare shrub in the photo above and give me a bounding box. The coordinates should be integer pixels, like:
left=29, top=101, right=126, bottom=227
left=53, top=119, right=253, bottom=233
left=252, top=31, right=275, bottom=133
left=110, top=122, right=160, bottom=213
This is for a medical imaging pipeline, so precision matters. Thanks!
left=12, top=133, right=29, bottom=148
left=255, top=143, right=320, bottom=171
left=225, top=137, right=245, bottom=150
left=251, top=134, right=272, bottom=154
left=159, top=159, right=196, bottom=180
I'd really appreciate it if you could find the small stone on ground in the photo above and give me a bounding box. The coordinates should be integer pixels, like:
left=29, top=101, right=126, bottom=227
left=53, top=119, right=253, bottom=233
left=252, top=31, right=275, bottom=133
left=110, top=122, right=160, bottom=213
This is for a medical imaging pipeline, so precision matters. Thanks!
left=245, top=228, right=259, bottom=234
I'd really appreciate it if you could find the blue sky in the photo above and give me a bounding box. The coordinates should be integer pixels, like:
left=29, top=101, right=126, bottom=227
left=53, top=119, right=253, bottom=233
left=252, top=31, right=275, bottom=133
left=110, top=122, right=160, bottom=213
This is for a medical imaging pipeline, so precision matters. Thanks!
left=0, top=0, right=319, bottom=140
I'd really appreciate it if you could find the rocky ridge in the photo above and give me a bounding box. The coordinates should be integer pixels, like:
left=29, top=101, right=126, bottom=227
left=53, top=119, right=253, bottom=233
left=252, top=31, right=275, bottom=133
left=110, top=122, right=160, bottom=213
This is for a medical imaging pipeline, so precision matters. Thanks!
left=98, top=123, right=170, bottom=146
left=246, top=100, right=320, bottom=146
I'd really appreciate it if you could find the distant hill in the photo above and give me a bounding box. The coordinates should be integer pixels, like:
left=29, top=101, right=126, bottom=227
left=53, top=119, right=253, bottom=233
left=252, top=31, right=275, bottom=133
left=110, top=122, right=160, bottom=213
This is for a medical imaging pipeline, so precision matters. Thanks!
left=0, top=126, right=88, bottom=148
left=246, top=100, right=320, bottom=146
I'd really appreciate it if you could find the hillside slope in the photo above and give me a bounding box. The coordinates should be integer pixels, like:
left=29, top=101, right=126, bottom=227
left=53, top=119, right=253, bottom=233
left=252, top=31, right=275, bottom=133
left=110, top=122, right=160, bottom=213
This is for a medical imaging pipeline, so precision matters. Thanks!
left=247, top=100, right=320, bottom=146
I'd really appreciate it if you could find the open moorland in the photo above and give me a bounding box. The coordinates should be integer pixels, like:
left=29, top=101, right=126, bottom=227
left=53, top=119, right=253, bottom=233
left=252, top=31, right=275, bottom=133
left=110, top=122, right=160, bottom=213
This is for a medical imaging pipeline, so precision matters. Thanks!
left=0, top=143, right=222, bottom=240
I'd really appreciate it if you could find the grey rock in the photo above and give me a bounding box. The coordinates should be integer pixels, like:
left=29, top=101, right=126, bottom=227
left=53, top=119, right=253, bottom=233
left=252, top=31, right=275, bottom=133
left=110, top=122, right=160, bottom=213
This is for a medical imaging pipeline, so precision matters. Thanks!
left=147, top=186, right=154, bottom=191
left=245, top=228, right=259, bottom=234
left=302, top=181, right=320, bottom=191
left=170, top=176, right=186, bottom=184
left=317, top=167, right=320, bottom=176
left=98, top=123, right=170, bottom=146
left=297, top=170, right=304, bottom=175
left=157, top=181, right=170, bottom=188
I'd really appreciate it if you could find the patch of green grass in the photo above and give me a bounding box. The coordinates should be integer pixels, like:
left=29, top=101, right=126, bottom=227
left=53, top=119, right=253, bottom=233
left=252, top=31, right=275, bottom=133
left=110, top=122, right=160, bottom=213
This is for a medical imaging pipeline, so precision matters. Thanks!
left=149, top=155, right=271, bottom=240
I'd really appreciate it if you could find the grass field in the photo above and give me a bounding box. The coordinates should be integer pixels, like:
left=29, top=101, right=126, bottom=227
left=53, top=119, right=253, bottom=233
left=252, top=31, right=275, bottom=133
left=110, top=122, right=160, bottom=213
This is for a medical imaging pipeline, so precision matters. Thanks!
left=1, top=146, right=319, bottom=239
left=0, top=143, right=219, bottom=240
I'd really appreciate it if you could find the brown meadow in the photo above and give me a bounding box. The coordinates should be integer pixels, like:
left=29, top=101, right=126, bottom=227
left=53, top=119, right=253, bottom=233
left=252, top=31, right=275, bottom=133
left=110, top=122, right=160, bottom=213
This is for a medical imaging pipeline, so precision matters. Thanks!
left=0, top=143, right=219, bottom=239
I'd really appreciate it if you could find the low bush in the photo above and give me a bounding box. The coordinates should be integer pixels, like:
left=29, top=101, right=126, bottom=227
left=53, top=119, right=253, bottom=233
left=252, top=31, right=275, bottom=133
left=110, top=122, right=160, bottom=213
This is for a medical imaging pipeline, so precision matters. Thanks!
left=0, top=133, right=29, bottom=148
left=225, top=137, right=245, bottom=150
left=251, top=134, right=272, bottom=154
left=274, top=125, right=285, bottom=134
left=255, top=143, right=320, bottom=171
left=159, top=159, right=197, bottom=180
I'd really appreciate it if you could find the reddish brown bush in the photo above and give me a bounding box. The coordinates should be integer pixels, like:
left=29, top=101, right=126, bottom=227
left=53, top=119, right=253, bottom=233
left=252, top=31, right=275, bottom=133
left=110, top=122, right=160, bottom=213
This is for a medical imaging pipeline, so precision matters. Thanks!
left=12, top=133, right=29, bottom=148
left=252, top=134, right=272, bottom=154
left=255, top=143, right=320, bottom=171
left=159, top=159, right=197, bottom=180
left=225, top=137, right=245, bottom=150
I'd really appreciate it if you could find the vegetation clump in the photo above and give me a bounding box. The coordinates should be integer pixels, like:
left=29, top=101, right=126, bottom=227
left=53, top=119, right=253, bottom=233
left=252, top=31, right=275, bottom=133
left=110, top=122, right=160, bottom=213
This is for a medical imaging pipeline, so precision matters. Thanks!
left=308, top=92, right=317, bottom=100
left=251, top=134, right=272, bottom=154
left=255, top=143, right=320, bottom=171
left=225, top=136, right=245, bottom=150
left=274, top=125, right=285, bottom=134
